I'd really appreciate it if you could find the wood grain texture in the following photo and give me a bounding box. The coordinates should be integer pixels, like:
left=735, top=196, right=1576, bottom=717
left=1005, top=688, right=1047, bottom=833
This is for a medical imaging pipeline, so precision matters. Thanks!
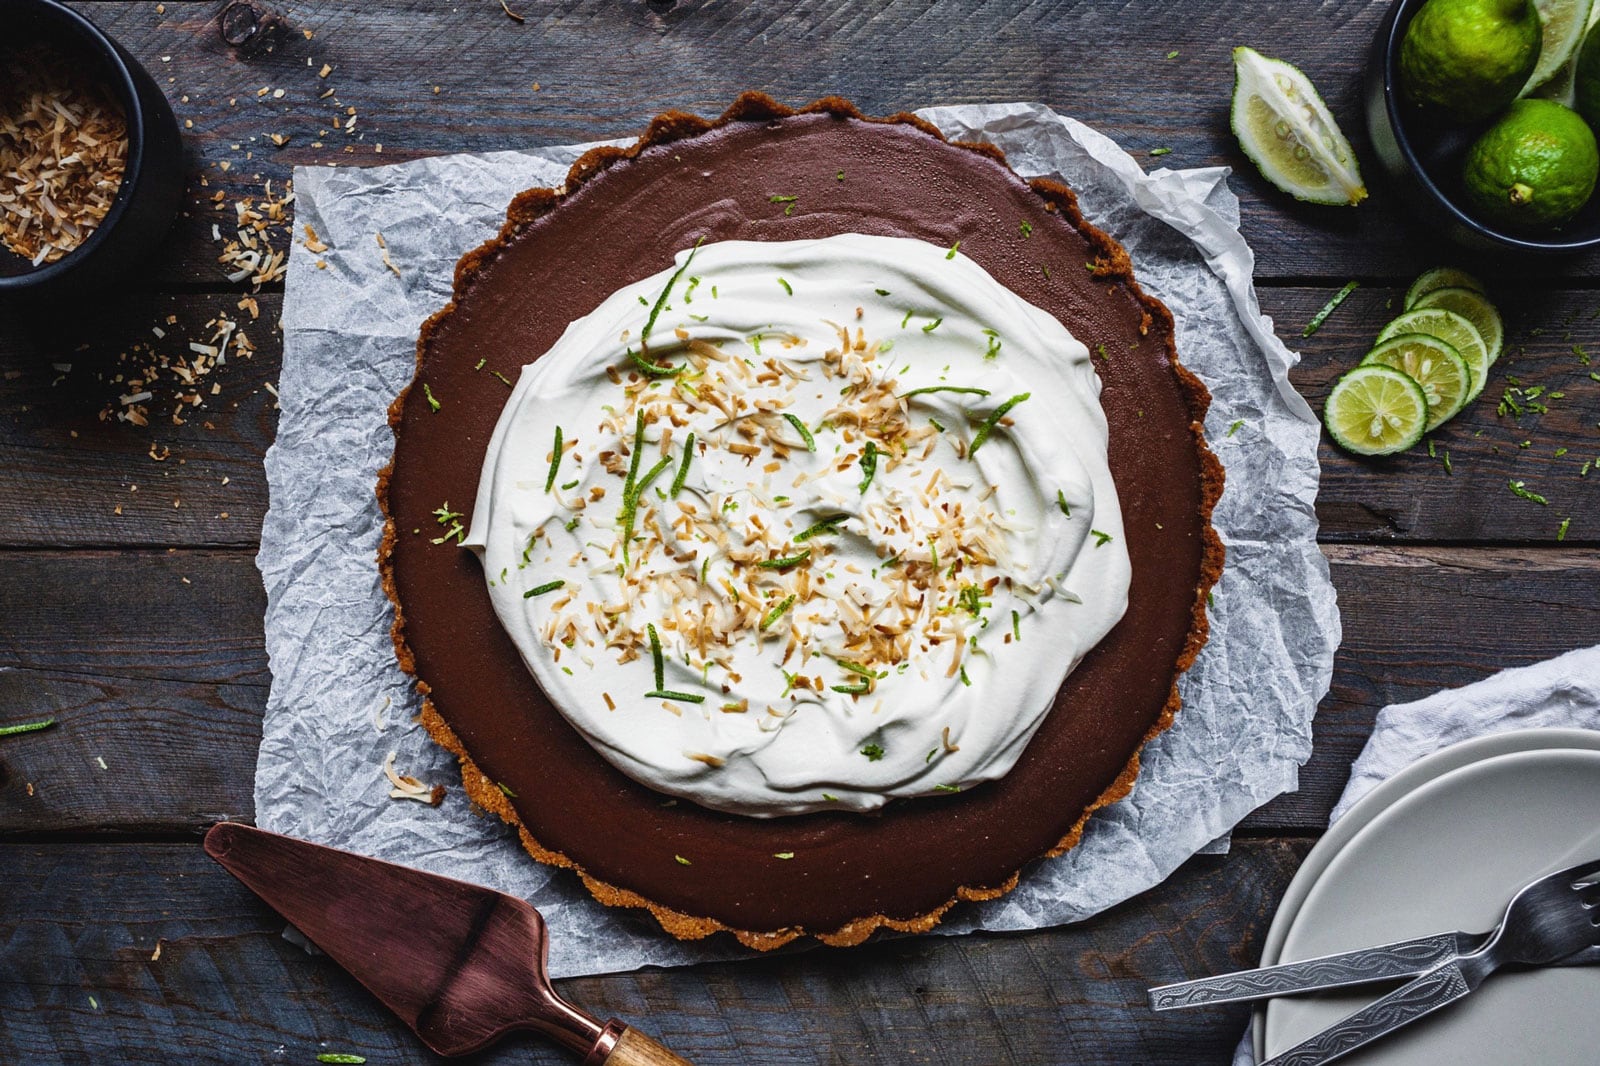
left=0, top=293, right=280, bottom=548
left=4, top=545, right=1595, bottom=836
left=0, top=838, right=1307, bottom=1065
left=5, top=2, right=1598, bottom=1063
left=608, top=1027, right=696, bottom=1066
left=59, top=0, right=1600, bottom=289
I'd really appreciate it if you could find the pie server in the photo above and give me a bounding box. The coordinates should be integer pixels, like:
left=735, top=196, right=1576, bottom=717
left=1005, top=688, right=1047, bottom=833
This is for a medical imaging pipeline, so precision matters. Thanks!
left=204, top=822, right=692, bottom=1065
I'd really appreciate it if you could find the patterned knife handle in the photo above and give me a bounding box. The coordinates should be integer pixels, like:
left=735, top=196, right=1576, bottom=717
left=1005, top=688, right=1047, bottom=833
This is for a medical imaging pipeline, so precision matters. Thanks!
left=1147, top=932, right=1463, bottom=1010
left=1259, top=961, right=1473, bottom=1066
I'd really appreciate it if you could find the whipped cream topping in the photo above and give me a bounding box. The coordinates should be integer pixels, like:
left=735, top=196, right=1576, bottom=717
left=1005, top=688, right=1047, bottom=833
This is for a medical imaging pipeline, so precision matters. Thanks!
left=464, top=234, right=1130, bottom=816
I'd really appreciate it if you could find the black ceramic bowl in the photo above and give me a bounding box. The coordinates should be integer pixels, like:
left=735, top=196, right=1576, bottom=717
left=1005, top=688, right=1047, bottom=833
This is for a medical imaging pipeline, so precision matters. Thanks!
left=0, top=0, right=184, bottom=297
left=1366, top=0, right=1600, bottom=255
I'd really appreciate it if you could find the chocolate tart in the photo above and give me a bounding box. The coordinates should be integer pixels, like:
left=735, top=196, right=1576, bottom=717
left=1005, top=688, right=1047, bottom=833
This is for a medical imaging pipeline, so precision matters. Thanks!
left=379, top=94, right=1224, bottom=949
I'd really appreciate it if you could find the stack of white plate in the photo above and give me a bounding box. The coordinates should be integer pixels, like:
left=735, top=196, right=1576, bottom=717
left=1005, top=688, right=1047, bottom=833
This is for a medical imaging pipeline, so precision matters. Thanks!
left=1256, top=728, right=1600, bottom=1063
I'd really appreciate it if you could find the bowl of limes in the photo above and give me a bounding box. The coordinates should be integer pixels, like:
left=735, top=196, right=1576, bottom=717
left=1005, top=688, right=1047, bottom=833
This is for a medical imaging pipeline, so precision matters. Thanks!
left=1366, top=0, right=1600, bottom=252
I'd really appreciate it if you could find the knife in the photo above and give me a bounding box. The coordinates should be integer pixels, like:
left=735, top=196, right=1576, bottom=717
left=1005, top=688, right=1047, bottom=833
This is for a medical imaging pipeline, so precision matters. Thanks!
left=204, top=822, right=692, bottom=1065
left=1148, top=934, right=1600, bottom=1010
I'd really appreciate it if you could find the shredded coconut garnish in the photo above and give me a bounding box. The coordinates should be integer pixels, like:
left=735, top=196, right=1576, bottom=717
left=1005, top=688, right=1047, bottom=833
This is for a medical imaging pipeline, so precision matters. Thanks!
left=0, top=49, right=128, bottom=264
left=536, top=323, right=1015, bottom=701
left=382, top=750, right=445, bottom=806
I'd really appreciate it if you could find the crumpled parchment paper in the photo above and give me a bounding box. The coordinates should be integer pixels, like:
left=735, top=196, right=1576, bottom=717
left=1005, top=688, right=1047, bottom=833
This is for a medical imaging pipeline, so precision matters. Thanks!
left=257, top=102, right=1340, bottom=978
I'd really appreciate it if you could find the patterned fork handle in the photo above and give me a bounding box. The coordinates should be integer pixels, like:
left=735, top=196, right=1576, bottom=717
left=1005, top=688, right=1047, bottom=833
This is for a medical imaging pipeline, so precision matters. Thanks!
left=1259, top=961, right=1473, bottom=1066
left=1147, top=932, right=1466, bottom=1010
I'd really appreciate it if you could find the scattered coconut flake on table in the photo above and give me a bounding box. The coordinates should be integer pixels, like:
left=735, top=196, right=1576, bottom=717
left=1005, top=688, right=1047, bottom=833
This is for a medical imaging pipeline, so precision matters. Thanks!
left=257, top=102, right=1339, bottom=978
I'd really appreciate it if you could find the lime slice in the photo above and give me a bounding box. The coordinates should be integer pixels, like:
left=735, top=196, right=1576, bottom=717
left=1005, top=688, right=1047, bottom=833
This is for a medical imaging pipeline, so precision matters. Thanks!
left=1404, top=266, right=1487, bottom=308
left=1524, top=0, right=1597, bottom=95
left=1361, top=334, right=1472, bottom=430
left=1231, top=46, right=1367, bottom=206
left=1324, top=365, right=1429, bottom=455
left=1532, top=0, right=1600, bottom=104
left=1376, top=307, right=1488, bottom=403
left=1414, top=285, right=1505, bottom=374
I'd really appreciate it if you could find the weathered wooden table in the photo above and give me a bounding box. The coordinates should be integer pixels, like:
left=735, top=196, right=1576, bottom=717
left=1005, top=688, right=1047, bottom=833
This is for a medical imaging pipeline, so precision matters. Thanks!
left=3, top=2, right=1597, bottom=1062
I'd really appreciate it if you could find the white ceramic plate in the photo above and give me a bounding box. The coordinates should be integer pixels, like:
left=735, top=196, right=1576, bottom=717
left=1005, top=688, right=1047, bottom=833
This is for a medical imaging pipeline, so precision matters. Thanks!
left=1261, top=746, right=1600, bottom=1063
left=1252, top=727, right=1600, bottom=1061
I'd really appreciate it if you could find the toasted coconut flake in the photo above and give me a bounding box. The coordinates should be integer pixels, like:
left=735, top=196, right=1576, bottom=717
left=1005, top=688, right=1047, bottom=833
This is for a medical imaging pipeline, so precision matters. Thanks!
left=382, top=750, right=445, bottom=806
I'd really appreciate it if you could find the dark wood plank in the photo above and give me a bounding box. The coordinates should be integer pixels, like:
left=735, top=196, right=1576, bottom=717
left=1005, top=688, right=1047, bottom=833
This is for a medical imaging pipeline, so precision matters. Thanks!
left=0, top=293, right=280, bottom=548
left=1267, top=286, right=1600, bottom=544
left=64, top=0, right=1600, bottom=289
left=1243, top=544, right=1600, bottom=829
left=0, top=838, right=1307, bottom=1065
left=5, top=545, right=1596, bottom=835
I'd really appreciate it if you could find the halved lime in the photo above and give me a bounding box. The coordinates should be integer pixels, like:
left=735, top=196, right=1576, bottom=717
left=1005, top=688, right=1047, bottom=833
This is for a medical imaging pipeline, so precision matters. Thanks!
left=1376, top=307, right=1488, bottom=402
left=1524, top=0, right=1597, bottom=95
left=1413, top=284, right=1505, bottom=375
left=1404, top=266, right=1487, bottom=308
left=1231, top=46, right=1367, bottom=206
left=1361, top=334, right=1472, bottom=430
left=1325, top=365, right=1430, bottom=455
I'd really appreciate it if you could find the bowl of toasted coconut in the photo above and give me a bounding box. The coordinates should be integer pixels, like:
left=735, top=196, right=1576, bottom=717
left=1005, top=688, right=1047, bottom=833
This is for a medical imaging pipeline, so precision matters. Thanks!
left=0, top=0, right=183, bottom=297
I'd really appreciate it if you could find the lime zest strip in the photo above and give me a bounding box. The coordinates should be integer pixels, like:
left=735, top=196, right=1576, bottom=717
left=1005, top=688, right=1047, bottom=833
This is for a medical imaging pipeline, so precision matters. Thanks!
left=1303, top=281, right=1359, bottom=337
left=968, top=392, right=1031, bottom=456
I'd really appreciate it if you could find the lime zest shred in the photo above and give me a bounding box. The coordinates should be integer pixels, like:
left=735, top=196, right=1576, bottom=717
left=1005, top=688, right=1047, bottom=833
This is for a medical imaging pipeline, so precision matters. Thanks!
left=647, top=622, right=665, bottom=690
left=794, top=515, right=848, bottom=542
left=0, top=718, right=56, bottom=738
left=946, top=240, right=960, bottom=259
left=1303, top=281, right=1359, bottom=338
left=1091, top=529, right=1114, bottom=547
left=768, top=194, right=798, bottom=216
left=629, top=346, right=684, bottom=377
left=1227, top=419, right=1244, bottom=437
left=921, top=317, right=943, bottom=333
left=859, top=742, right=885, bottom=760
left=1558, top=517, right=1572, bottom=541
left=761, top=594, right=796, bottom=631
left=523, top=580, right=564, bottom=598
left=967, top=392, right=1031, bottom=456
left=544, top=425, right=564, bottom=492
left=774, top=851, right=795, bottom=859
left=1056, top=489, right=1071, bottom=517
left=1011, top=610, right=1021, bottom=642
left=617, top=411, right=647, bottom=565
left=900, top=385, right=989, bottom=400
left=671, top=433, right=695, bottom=497
left=674, top=854, right=692, bottom=865
left=783, top=413, right=816, bottom=450
left=757, top=549, right=811, bottom=570
left=1019, top=221, right=1033, bottom=238
left=648, top=690, right=706, bottom=703
left=858, top=440, right=878, bottom=493
left=1508, top=479, right=1548, bottom=505
left=641, top=238, right=703, bottom=351
left=778, top=276, right=793, bottom=295
left=422, top=382, right=441, bottom=412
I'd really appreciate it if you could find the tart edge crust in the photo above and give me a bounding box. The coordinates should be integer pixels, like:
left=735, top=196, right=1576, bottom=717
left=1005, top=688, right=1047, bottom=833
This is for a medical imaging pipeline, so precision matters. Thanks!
left=375, top=91, right=1226, bottom=950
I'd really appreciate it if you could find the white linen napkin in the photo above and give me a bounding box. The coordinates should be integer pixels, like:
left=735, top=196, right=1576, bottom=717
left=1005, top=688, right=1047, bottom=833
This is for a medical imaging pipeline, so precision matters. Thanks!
left=1233, top=642, right=1600, bottom=1064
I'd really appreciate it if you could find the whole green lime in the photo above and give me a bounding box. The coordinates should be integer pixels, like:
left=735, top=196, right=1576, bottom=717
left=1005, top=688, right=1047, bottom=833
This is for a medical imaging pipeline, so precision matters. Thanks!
left=1575, top=22, right=1600, bottom=131
left=1400, top=0, right=1541, bottom=123
left=1462, top=99, right=1600, bottom=229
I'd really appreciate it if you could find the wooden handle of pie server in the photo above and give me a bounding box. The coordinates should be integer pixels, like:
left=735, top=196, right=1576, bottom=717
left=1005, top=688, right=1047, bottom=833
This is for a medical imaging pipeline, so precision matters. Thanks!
left=599, top=1026, right=694, bottom=1066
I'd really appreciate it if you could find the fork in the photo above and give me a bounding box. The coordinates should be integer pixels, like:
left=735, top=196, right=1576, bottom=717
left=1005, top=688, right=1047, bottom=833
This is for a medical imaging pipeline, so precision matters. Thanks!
left=1260, top=856, right=1600, bottom=1066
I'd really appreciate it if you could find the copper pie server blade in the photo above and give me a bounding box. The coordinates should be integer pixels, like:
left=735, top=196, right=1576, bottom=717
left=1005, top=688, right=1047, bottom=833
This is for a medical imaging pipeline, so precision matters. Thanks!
left=203, top=822, right=692, bottom=1066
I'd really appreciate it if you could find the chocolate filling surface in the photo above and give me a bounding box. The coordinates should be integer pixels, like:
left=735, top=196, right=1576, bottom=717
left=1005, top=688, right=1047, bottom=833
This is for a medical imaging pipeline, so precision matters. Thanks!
left=381, top=96, right=1222, bottom=945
